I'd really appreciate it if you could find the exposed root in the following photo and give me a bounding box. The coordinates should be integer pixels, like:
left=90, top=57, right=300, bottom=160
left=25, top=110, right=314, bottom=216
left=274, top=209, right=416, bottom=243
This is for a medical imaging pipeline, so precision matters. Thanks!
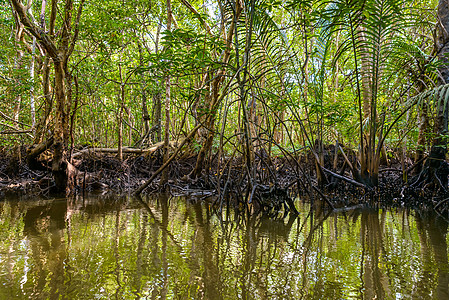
left=1, top=143, right=448, bottom=218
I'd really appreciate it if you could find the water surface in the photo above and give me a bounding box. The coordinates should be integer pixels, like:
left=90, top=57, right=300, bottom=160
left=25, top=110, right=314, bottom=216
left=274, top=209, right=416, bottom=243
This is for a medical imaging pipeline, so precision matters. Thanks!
left=0, top=195, right=448, bottom=299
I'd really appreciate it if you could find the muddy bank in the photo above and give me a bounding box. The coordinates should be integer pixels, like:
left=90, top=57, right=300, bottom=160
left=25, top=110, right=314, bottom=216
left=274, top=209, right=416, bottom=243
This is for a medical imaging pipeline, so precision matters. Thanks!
left=0, top=145, right=448, bottom=216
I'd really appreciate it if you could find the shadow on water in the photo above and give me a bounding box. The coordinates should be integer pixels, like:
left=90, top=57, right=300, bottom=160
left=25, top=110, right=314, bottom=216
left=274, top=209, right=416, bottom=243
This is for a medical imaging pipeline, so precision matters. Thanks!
left=0, top=195, right=448, bottom=299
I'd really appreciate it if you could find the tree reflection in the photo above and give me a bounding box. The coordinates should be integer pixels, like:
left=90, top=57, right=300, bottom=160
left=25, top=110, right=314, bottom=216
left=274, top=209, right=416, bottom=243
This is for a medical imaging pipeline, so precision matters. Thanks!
left=22, top=200, right=67, bottom=299
left=191, top=202, right=222, bottom=299
left=360, top=209, right=392, bottom=299
left=1, top=196, right=449, bottom=299
left=416, top=212, right=449, bottom=300
left=160, top=193, right=169, bottom=300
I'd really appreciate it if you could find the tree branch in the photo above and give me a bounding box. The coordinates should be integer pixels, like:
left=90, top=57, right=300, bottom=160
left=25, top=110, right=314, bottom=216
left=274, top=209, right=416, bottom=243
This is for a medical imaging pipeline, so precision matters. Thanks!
left=10, top=0, right=59, bottom=60
left=179, top=0, right=212, bottom=36
left=67, top=0, right=85, bottom=57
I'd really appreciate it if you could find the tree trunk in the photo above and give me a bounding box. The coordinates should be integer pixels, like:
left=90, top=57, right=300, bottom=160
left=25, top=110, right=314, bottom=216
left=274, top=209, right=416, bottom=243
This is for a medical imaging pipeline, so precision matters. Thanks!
left=153, top=24, right=162, bottom=143
left=138, top=43, right=151, bottom=144
left=52, top=59, right=69, bottom=192
left=435, top=0, right=449, bottom=145
left=118, top=86, right=124, bottom=161
left=11, top=0, right=85, bottom=194
left=430, top=0, right=449, bottom=186
left=153, top=92, right=162, bottom=142
left=414, top=101, right=429, bottom=174
left=414, top=0, right=449, bottom=189
left=34, top=0, right=53, bottom=144
left=34, top=56, right=53, bottom=144
left=13, top=20, right=23, bottom=129
left=30, top=35, right=36, bottom=129
left=160, top=0, right=172, bottom=187
left=190, top=1, right=241, bottom=178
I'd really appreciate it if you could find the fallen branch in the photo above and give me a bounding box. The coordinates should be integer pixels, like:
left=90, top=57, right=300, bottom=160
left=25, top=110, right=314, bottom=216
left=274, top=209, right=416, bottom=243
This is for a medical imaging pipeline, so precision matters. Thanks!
left=322, top=167, right=369, bottom=189
left=134, top=124, right=202, bottom=195
left=71, top=139, right=185, bottom=159
left=71, top=147, right=145, bottom=158
left=27, top=137, right=54, bottom=168
left=379, top=168, right=403, bottom=173
left=0, top=130, right=33, bottom=134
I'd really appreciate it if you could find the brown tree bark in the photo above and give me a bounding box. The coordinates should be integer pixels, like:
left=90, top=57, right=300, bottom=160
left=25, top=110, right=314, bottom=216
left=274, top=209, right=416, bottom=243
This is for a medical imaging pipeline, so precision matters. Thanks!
left=160, top=0, right=173, bottom=187
left=10, top=0, right=85, bottom=193
left=428, top=0, right=449, bottom=187
left=190, top=0, right=242, bottom=178
left=153, top=23, right=162, bottom=143
left=138, top=43, right=151, bottom=144
left=413, top=0, right=449, bottom=189
left=414, top=98, right=429, bottom=175
left=435, top=0, right=449, bottom=148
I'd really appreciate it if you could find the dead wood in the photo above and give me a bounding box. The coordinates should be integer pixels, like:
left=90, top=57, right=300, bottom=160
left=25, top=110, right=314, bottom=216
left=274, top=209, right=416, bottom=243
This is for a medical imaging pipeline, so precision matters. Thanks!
left=322, top=167, right=369, bottom=189
left=26, top=137, right=54, bottom=170
left=0, top=130, right=33, bottom=134
left=71, top=139, right=186, bottom=159
left=27, top=137, right=54, bottom=158
left=134, top=124, right=201, bottom=195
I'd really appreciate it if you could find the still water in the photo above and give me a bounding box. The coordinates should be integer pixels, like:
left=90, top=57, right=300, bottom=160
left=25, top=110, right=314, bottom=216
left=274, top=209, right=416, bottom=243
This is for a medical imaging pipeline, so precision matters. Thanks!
left=0, top=195, right=448, bottom=299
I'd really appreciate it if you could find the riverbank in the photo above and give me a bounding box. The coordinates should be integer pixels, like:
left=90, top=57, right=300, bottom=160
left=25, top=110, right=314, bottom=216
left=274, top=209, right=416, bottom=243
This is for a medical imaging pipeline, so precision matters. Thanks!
left=0, top=145, right=448, bottom=216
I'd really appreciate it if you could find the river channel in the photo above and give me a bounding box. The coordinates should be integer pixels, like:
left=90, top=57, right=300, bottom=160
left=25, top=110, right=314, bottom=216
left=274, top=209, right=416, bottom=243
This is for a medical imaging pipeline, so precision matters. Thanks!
left=0, top=195, right=448, bottom=299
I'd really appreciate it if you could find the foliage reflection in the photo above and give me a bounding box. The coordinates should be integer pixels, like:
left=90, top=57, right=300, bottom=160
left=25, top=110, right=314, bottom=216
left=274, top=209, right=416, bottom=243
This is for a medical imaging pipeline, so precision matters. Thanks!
left=0, top=196, right=448, bottom=299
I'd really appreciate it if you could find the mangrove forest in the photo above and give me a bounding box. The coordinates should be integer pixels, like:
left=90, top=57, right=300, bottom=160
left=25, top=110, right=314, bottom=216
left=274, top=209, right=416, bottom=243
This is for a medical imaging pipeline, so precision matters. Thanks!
left=1, top=0, right=449, bottom=211
left=2, top=0, right=449, bottom=298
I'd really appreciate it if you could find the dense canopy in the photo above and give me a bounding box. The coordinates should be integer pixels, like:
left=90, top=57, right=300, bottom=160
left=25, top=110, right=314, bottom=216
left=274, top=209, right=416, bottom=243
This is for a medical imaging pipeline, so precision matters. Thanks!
left=1, top=0, right=448, bottom=207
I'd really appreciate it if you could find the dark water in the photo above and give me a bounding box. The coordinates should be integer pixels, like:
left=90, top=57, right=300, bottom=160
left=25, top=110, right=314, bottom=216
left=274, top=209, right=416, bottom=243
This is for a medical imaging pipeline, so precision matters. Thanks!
left=0, top=195, right=448, bottom=299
